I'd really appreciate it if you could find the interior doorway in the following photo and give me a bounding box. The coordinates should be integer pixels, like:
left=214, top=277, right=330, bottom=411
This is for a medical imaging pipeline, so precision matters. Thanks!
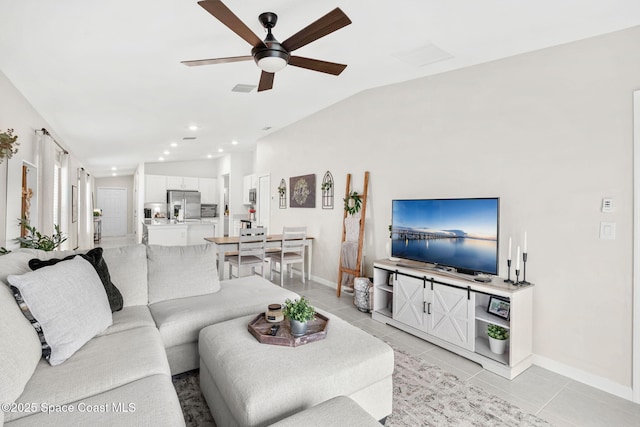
left=97, top=187, right=128, bottom=237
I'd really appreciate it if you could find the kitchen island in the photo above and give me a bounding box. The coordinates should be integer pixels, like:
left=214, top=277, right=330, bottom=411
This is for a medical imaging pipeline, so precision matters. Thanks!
left=142, top=218, right=218, bottom=246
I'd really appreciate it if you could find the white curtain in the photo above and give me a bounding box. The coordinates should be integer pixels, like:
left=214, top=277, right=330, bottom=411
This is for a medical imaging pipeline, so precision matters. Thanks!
left=37, top=132, right=56, bottom=236
left=77, top=168, right=94, bottom=249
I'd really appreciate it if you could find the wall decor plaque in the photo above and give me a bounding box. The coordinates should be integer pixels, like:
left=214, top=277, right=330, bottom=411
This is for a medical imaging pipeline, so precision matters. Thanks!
left=289, top=174, right=316, bottom=208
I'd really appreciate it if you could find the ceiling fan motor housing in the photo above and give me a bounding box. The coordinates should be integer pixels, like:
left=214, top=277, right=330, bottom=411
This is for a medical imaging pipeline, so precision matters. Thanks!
left=252, top=13, right=290, bottom=71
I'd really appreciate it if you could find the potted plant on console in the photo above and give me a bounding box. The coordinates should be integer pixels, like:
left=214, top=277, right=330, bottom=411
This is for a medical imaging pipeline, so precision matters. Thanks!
left=487, top=324, right=509, bottom=355
left=283, top=297, right=315, bottom=337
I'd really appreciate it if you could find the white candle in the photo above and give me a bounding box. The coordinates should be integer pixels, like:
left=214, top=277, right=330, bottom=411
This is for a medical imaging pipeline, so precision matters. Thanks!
left=524, top=231, right=528, bottom=253
left=508, top=237, right=512, bottom=260
left=516, top=246, right=521, bottom=270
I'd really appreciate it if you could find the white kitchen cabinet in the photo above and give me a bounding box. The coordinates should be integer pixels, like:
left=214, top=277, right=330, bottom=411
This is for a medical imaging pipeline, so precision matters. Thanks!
left=145, top=175, right=167, bottom=203
left=187, top=222, right=216, bottom=245
left=242, top=174, right=257, bottom=205
left=143, top=223, right=187, bottom=246
left=167, top=176, right=199, bottom=191
left=199, top=178, right=218, bottom=204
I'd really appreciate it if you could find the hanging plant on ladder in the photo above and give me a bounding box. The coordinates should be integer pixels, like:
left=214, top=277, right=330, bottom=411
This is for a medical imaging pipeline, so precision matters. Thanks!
left=343, top=191, right=362, bottom=216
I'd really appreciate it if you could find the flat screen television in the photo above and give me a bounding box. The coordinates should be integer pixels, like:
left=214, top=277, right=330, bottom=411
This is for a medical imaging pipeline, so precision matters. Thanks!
left=391, top=198, right=499, bottom=275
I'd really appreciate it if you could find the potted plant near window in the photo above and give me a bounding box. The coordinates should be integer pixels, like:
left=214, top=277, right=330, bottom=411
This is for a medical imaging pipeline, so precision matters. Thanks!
left=487, top=324, right=509, bottom=354
left=283, top=297, right=316, bottom=337
left=17, top=218, right=67, bottom=251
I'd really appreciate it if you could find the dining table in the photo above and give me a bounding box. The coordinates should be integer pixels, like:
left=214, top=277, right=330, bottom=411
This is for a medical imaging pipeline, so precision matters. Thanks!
left=204, top=234, right=314, bottom=281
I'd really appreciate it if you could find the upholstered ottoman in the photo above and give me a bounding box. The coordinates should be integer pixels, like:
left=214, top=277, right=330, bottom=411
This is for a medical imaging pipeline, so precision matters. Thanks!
left=268, top=396, right=381, bottom=427
left=198, top=312, right=394, bottom=427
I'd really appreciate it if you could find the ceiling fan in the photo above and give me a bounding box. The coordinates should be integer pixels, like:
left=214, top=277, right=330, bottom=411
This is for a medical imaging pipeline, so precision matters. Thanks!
left=181, top=0, right=352, bottom=92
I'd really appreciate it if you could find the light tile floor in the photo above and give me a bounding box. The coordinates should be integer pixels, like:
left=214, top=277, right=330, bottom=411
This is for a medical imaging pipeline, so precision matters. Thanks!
left=279, top=277, right=640, bottom=427
left=99, top=236, right=640, bottom=426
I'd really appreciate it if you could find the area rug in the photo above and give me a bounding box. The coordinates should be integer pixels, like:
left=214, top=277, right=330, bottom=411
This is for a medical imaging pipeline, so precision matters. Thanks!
left=172, top=345, right=552, bottom=427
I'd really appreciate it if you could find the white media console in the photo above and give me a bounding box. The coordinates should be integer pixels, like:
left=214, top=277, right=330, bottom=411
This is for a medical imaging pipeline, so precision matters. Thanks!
left=372, top=259, right=533, bottom=379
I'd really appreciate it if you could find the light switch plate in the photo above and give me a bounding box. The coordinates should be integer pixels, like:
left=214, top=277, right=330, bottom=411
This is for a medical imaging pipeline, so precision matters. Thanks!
left=600, top=222, right=616, bottom=240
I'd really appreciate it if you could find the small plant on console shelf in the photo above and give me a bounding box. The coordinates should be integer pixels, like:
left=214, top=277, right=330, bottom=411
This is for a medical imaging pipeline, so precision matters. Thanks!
left=487, top=324, right=509, bottom=341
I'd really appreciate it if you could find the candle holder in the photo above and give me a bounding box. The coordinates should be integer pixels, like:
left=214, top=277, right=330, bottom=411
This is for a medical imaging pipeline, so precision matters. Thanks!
left=515, top=268, right=521, bottom=285
left=504, top=259, right=514, bottom=283
left=519, top=252, right=530, bottom=285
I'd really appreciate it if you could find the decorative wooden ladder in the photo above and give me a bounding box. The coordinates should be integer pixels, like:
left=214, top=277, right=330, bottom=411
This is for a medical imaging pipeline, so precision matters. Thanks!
left=337, top=171, right=369, bottom=297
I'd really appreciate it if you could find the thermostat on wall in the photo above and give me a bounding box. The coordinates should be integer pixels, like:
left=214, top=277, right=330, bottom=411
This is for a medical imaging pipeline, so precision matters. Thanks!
left=601, top=198, right=613, bottom=213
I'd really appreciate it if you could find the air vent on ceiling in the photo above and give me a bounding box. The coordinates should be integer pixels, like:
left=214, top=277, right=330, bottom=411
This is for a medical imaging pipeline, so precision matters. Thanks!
left=232, top=84, right=257, bottom=93
left=393, top=42, right=453, bottom=67
left=182, top=136, right=197, bottom=141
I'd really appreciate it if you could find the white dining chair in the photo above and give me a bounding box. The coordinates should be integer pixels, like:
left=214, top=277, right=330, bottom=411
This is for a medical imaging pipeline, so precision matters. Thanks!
left=227, top=227, right=268, bottom=279
left=269, top=226, right=307, bottom=287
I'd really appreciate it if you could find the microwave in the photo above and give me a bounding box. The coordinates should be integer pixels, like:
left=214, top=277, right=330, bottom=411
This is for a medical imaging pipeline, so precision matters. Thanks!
left=249, top=188, right=257, bottom=204
left=201, top=204, right=217, bottom=218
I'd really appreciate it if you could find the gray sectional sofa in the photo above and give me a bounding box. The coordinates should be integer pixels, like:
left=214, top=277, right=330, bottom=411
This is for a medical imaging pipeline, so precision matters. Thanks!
left=0, top=243, right=299, bottom=426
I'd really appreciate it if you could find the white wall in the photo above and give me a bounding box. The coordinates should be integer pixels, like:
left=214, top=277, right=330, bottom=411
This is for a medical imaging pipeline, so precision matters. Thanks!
left=0, top=70, right=91, bottom=250
left=257, top=27, right=640, bottom=394
left=144, top=159, right=219, bottom=178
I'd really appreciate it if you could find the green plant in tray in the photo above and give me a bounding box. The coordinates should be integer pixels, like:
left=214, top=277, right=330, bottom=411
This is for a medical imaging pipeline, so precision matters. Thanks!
left=282, top=297, right=316, bottom=323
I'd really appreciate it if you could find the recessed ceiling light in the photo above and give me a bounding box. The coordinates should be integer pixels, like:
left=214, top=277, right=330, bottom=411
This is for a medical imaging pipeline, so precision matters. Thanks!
left=111, top=167, right=117, bottom=171
left=232, top=140, right=238, bottom=145
left=112, top=173, right=117, bottom=176
left=158, top=157, right=165, bottom=161
left=189, top=125, right=198, bottom=131
left=163, top=150, right=170, bottom=155
left=218, top=148, right=224, bottom=153
left=170, top=142, right=178, bottom=147
left=207, top=154, right=213, bottom=159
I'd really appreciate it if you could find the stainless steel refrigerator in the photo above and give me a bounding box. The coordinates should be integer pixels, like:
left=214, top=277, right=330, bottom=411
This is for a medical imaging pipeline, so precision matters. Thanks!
left=166, top=190, right=201, bottom=221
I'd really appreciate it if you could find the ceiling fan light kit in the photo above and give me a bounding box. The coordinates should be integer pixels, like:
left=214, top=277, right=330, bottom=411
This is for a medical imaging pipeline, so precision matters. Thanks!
left=182, top=0, right=352, bottom=91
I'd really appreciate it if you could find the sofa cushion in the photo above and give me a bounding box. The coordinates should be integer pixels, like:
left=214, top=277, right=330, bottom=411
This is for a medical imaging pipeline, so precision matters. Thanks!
left=4, top=374, right=185, bottom=427
left=7, top=256, right=113, bottom=366
left=268, top=396, right=381, bottom=427
left=147, top=244, right=220, bottom=304
left=0, top=251, right=43, bottom=417
left=97, top=305, right=156, bottom=336
left=28, top=247, right=124, bottom=312
left=103, top=244, right=149, bottom=307
left=150, top=275, right=299, bottom=348
left=5, top=325, right=170, bottom=423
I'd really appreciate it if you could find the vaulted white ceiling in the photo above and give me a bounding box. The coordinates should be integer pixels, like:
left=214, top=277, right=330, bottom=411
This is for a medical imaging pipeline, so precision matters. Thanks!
left=1, top=0, right=639, bottom=177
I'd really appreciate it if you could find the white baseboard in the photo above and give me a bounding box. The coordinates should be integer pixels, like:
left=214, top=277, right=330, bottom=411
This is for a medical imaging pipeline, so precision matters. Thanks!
left=532, top=353, right=634, bottom=402
left=310, top=275, right=336, bottom=289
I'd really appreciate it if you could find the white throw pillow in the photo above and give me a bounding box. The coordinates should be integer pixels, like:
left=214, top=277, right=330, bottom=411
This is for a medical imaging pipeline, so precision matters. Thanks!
left=7, top=256, right=113, bottom=366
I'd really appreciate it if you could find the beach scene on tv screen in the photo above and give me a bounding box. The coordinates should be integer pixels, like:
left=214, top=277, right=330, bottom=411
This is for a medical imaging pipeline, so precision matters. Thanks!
left=392, top=198, right=498, bottom=274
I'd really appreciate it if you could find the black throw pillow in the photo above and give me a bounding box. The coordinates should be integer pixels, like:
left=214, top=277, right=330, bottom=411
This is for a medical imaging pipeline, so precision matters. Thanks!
left=29, top=247, right=124, bottom=312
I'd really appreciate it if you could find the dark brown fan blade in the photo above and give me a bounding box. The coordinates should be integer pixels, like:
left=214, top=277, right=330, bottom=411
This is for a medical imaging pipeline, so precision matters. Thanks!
left=257, top=71, right=274, bottom=92
left=288, top=56, right=347, bottom=75
left=282, top=8, right=351, bottom=53
left=181, top=56, right=253, bottom=66
left=198, top=0, right=265, bottom=48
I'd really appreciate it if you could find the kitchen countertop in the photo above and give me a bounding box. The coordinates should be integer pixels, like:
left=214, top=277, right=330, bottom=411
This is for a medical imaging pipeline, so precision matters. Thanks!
left=143, top=218, right=219, bottom=226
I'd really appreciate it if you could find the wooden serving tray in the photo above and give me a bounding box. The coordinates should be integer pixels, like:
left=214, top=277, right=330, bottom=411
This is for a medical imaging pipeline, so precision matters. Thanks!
left=247, top=312, right=329, bottom=347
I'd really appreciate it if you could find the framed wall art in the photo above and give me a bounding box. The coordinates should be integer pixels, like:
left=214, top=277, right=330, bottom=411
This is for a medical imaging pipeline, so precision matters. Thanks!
left=289, top=174, right=316, bottom=208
